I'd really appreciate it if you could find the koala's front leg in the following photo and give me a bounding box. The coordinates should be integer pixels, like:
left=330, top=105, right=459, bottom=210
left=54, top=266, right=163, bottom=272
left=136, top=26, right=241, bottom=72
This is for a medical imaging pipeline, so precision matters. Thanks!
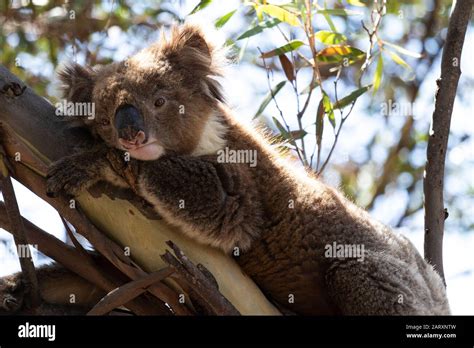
left=46, top=146, right=118, bottom=197
left=137, top=155, right=263, bottom=253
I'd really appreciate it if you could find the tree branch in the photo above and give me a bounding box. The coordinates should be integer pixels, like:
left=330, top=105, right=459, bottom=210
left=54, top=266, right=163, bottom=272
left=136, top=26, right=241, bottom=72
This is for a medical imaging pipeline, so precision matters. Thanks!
left=161, top=241, right=240, bottom=316
left=0, top=202, right=169, bottom=315
left=0, top=169, right=40, bottom=310
left=423, top=0, right=472, bottom=284
left=88, top=267, right=175, bottom=316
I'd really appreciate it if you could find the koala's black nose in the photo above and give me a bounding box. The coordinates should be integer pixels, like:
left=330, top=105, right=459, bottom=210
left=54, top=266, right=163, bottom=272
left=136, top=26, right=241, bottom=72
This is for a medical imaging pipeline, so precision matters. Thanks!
left=115, top=104, right=146, bottom=142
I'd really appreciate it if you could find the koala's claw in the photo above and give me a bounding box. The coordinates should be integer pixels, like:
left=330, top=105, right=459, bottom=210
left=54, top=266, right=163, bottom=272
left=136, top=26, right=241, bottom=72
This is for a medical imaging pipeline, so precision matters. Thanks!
left=1, top=278, right=24, bottom=313
left=3, top=295, right=20, bottom=312
left=46, top=159, right=93, bottom=197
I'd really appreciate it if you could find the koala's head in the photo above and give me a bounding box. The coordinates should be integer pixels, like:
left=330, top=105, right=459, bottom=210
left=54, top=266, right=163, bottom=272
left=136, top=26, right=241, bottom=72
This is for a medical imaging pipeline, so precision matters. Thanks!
left=58, top=24, right=226, bottom=160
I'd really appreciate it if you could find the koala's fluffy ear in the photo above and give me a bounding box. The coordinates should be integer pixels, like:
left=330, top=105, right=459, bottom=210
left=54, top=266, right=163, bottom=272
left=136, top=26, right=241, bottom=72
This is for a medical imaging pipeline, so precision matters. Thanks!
left=57, top=63, right=95, bottom=103
left=166, top=24, right=213, bottom=71
left=174, top=24, right=211, bottom=56
left=164, top=24, right=226, bottom=103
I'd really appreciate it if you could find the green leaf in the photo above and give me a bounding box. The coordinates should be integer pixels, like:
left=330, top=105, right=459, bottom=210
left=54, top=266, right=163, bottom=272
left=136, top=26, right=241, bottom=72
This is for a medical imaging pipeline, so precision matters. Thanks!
left=383, top=41, right=422, bottom=58
left=238, top=37, right=249, bottom=62
left=253, top=81, right=286, bottom=119
left=322, top=12, right=337, bottom=32
left=237, top=18, right=281, bottom=40
left=272, top=117, right=289, bottom=137
left=260, top=40, right=305, bottom=58
left=317, top=9, right=362, bottom=16
left=333, top=85, right=372, bottom=109
left=288, top=130, right=307, bottom=140
left=347, top=0, right=367, bottom=6
left=314, top=30, right=347, bottom=45
left=373, top=55, right=383, bottom=93
left=215, top=9, right=236, bottom=28
left=189, top=0, right=212, bottom=15
left=322, top=92, right=336, bottom=128
left=236, top=39, right=249, bottom=62
left=316, top=45, right=365, bottom=64
left=256, top=4, right=301, bottom=27
left=387, top=51, right=411, bottom=70
left=316, top=99, right=325, bottom=150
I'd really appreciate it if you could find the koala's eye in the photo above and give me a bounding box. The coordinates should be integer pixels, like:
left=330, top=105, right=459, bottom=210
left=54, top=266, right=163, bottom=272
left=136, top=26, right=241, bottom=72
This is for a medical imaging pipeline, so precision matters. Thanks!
left=154, top=97, right=166, bottom=108
left=101, top=119, right=110, bottom=126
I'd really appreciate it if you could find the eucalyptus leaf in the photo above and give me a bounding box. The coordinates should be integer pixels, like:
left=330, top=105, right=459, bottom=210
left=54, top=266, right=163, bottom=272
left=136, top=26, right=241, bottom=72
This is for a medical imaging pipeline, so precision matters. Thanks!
left=256, top=4, right=301, bottom=27
left=260, top=40, right=305, bottom=58
left=237, top=18, right=281, bottom=40
left=215, top=9, right=237, bottom=28
left=253, top=81, right=287, bottom=119
left=333, top=85, right=372, bottom=109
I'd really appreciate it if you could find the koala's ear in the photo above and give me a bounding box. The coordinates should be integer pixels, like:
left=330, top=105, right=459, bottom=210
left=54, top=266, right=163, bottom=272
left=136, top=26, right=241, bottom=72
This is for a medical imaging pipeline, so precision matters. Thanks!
left=163, top=24, right=215, bottom=73
left=172, top=24, right=211, bottom=58
left=153, top=24, right=226, bottom=103
left=57, top=63, right=95, bottom=103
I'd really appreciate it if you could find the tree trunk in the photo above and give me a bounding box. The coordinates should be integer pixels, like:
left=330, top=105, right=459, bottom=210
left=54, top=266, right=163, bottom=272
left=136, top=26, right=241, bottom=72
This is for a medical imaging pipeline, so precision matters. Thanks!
left=0, top=64, right=280, bottom=315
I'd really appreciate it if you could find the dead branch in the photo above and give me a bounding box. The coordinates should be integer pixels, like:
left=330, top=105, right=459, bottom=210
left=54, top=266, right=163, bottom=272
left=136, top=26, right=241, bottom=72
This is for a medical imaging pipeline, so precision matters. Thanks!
left=5, top=152, right=191, bottom=315
left=161, top=241, right=240, bottom=316
left=423, top=0, right=473, bottom=284
left=88, top=267, right=174, bottom=316
left=0, top=202, right=169, bottom=315
left=0, top=165, right=40, bottom=310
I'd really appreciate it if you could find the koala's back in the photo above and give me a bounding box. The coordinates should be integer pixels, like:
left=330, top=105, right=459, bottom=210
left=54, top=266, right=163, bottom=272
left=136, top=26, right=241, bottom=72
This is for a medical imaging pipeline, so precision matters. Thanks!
left=225, top=124, right=450, bottom=315
left=238, top=182, right=450, bottom=315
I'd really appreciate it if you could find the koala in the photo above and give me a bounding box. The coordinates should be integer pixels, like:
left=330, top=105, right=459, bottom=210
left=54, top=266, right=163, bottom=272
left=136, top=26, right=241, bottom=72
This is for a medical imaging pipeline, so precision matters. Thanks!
left=44, top=24, right=450, bottom=315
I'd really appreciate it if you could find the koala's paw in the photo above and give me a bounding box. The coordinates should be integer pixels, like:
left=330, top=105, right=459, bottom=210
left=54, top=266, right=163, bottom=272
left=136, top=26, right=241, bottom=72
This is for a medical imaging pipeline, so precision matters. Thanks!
left=46, top=158, right=95, bottom=197
left=0, top=278, right=24, bottom=313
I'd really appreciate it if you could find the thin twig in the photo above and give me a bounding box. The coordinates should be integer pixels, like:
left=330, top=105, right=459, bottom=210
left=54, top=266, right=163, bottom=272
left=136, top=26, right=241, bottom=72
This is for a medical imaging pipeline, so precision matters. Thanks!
left=318, top=0, right=386, bottom=173
left=258, top=47, right=306, bottom=164
left=366, top=0, right=444, bottom=208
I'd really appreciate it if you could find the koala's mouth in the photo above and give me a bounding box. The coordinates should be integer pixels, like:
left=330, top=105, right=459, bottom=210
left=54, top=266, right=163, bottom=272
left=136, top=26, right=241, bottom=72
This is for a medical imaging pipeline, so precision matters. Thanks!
left=118, top=130, right=148, bottom=150
left=118, top=136, right=165, bottom=161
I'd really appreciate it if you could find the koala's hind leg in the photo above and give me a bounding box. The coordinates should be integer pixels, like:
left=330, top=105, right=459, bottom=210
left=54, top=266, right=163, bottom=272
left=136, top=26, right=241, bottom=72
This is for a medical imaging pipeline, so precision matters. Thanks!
left=325, top=251, right=449, bottom=315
